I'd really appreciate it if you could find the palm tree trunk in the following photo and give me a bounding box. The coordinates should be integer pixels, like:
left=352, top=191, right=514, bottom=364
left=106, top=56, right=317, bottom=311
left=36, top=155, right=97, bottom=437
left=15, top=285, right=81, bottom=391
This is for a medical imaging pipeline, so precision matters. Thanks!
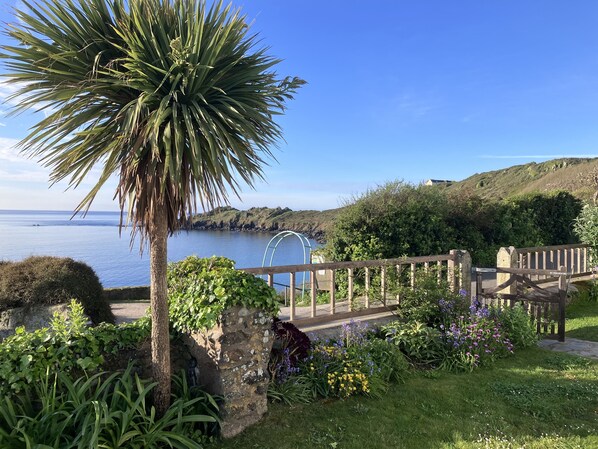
left=149, top=205, right=171, bottom=415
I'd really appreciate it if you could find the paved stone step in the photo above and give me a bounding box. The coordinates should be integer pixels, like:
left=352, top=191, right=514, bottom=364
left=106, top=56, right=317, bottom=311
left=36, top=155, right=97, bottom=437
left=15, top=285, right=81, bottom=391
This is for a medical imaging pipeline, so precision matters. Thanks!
left=538, top=338, right=598, bottom=360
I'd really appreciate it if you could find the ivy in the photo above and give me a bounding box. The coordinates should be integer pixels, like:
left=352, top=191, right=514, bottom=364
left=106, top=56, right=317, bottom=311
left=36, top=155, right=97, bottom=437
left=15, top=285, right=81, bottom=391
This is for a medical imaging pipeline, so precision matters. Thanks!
left=168, top=256, right=280, bottom=333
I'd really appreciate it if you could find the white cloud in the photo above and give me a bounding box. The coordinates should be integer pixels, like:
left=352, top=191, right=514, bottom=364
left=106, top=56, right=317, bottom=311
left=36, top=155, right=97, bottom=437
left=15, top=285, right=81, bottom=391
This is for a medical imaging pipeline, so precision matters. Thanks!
left=0, top=167, right=47, bottom=183
left=0, top=137, right=24, bottom=162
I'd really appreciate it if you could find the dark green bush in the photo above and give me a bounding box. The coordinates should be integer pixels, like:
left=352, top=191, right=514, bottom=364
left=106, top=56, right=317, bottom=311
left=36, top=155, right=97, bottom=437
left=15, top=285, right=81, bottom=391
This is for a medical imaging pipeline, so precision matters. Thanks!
left=574, top=204, right=598, bottom=266
left=0, top=256, right=114, bottom=324
left=508, top=190, right=582, bottom=246
left=324, top=182, right=581, bottom=267
left=167, top=256, right=279, bottom=332
left=396, top=271, right=469, bottom=328
left=325, top=182, right=452, bottom=262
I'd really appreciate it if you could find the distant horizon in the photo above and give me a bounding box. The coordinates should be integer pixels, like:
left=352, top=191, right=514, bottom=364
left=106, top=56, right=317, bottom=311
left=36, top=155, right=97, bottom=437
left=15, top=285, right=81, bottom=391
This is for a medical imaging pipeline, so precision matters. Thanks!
left=2, top=153, right=596, bottom=213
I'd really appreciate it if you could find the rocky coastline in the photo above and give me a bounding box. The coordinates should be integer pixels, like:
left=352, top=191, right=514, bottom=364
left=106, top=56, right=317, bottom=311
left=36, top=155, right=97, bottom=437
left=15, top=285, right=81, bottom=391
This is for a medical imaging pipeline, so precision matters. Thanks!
left=190, top=206, right=337, bottom=243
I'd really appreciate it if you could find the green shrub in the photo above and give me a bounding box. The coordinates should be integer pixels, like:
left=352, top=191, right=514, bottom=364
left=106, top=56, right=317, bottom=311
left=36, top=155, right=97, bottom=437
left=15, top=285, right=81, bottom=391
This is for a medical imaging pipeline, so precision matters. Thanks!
left=0, top=365, right=218, bottom=448
left=574, top=204, right=598, bottom=266
left=0, top=256, right=114, bottom=324
left=361, top=338, right=409, bottom=383
left=491, top=304, right=538, bottom=349
left=324, top=182, right=453, bottom=263
left=382, top=321, right=445, bottom=365
left=167, top=256, right=279, bottom=332
left=0, top=301, right=149, bottom=395
left=324, top=182, right=581, bottom=267
left=508, top=191, right=582, bottom=246
left=397, top=271, right=469, bottom=328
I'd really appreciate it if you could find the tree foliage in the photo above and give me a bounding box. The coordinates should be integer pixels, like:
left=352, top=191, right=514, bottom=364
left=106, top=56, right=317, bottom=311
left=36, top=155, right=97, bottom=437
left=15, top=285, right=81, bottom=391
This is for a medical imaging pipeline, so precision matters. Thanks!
left=325, top=182, right=581, bottom=266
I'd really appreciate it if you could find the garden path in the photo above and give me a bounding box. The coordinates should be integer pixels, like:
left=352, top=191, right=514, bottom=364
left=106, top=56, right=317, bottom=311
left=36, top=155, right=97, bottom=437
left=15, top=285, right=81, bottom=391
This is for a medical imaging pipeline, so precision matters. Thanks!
left=538, top=338, right=598, bottom=360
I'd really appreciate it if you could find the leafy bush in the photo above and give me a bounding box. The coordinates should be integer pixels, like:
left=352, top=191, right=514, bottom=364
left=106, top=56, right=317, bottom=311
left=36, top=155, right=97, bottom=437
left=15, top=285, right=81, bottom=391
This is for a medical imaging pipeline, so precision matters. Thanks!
left=491, top=303, right=538, bottom=349
left=361, top=338, right=409, bottom=383
left=0, top=300, right=149, bottom=395
left=167, top=256, right=279, bottom=332
left=324, top=182, right=581, bottom=267
left=508, top=191, right=582, bottom=247
left=382, top=321, right=445, bottom=365
left=397, top=272, right=469, bottom=328
left=324, top=182, right=453, bottom=263
left=0, top=256, right=114, bottom=324
left=574, top=204, right=598, bottom=266
left=0, top=365, right=218, bottom=448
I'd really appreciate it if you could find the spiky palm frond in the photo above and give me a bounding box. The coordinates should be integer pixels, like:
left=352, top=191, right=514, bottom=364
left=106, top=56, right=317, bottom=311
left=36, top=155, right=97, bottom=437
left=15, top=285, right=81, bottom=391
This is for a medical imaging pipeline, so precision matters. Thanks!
left=2, top=0, right=304, bottom=237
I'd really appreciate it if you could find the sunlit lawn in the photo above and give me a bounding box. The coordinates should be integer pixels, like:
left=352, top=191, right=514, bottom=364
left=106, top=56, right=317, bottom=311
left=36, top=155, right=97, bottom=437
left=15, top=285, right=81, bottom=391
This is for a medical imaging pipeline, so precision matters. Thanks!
left=214, top=348, right=598, bottom=449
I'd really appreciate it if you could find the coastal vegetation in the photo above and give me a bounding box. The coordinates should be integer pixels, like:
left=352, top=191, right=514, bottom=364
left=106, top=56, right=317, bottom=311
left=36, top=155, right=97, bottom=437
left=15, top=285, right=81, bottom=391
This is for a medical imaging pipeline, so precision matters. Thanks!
left=574, top=204, right=598, bottom=266
left=324, top=182, right=581, bottom=266
left=2, top=0, right=303, bottom=413
left=191, top=206, right=338, bottom=242
left=191, top=157, right=592, bottom=252
left=0, top=256, right=114, bottom=324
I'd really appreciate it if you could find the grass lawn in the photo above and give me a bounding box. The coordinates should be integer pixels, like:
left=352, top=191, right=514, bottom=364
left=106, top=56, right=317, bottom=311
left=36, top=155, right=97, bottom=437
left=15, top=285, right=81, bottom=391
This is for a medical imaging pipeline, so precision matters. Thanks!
left=566, top=281, right=598, bottom=341
left=214, top=348, right=598, bottom=449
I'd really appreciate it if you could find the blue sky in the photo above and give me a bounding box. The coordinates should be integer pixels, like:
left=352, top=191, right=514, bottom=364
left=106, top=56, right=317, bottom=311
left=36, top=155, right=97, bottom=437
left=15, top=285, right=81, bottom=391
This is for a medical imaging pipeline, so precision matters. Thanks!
left=1, top=0, right=598, bottom=211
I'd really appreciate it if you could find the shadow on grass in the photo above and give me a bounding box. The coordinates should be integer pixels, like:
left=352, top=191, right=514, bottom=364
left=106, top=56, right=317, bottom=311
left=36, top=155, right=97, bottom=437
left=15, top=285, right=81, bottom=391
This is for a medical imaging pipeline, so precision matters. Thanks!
left=214, top=349, right=598, bottom=449
left=566, top=325, right=598, bottom=342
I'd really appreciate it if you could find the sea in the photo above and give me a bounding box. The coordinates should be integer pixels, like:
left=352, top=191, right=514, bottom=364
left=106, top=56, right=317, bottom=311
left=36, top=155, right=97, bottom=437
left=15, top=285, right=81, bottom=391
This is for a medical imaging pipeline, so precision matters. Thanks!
left=0, top=210, right=319, bottom=288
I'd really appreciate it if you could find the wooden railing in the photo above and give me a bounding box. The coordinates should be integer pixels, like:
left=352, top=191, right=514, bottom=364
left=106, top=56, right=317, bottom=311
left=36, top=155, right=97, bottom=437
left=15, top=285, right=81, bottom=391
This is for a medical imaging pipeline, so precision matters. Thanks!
left=242, top=250, right=471, bottom=325
left=498, top=244, right=591, bottom=284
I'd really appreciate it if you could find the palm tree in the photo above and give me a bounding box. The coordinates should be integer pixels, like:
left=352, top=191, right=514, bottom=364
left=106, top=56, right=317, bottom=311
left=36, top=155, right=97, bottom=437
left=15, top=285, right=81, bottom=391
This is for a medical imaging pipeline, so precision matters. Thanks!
left=2, top=0, right=303, bottom=413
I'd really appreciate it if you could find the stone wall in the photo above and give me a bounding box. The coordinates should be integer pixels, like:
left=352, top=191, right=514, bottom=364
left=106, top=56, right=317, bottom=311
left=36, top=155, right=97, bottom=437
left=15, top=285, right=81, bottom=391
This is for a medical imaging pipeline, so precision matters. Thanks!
left=183, top=305, right=273, bottom=439
left=0, top=303, right=70, bottom=340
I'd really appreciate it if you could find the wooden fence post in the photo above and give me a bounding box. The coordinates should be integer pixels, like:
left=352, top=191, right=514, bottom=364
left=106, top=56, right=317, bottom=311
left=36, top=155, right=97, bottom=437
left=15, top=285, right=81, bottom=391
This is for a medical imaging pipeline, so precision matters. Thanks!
left=497, top=246, right=518, bottom=295
left=449, top=250, right=471, bottom=293
left=558, top=265, right=566, bottom=342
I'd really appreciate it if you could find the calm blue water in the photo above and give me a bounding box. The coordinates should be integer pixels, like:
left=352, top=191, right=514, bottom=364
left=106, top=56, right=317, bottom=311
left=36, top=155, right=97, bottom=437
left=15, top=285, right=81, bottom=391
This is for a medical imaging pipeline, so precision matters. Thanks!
left=0, top=210, right=319, bottom=288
